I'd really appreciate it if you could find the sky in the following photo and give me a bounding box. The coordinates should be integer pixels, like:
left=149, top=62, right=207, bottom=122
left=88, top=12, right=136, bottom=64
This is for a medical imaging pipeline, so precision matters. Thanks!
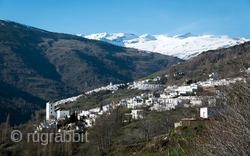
left=0, top=0, right=250, bottom=37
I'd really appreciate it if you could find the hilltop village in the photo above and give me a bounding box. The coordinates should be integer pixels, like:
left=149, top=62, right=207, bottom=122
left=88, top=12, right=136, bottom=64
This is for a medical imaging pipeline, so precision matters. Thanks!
left=35, top=68, right=250, bottom=133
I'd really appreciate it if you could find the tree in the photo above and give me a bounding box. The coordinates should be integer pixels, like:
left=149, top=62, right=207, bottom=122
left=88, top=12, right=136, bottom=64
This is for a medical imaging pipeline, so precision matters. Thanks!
left=91, top=106, right=125, bottom=155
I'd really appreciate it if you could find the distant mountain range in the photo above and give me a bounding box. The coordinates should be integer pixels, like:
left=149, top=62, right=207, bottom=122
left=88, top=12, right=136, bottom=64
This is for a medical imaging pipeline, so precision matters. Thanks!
left=82, top=32, right=249, bottom=59
left=0, top=20, right=181, bottom=124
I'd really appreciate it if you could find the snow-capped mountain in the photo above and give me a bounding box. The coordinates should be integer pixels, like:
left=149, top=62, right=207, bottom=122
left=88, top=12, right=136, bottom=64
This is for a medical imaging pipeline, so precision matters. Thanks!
left=82, top=32, right=249, bottom=59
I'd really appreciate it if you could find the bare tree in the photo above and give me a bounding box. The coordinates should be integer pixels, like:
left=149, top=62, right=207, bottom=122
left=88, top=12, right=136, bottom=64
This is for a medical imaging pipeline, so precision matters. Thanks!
left=91, top=106, right=125, bottom=155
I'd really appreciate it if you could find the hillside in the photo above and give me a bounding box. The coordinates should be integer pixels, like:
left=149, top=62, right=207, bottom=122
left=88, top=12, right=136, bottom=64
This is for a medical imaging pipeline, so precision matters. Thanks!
left=1, top=80, right=248, bottom=156
left=148, top=41, right=250, bottom=85
left=0, top=20, right=181, bottom=124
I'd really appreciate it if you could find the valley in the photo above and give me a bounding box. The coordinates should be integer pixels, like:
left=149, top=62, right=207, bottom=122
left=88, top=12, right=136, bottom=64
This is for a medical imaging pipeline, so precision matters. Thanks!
left=0, top=18, right=249, bottom=156
left=0, top=20, right=181, bottom=124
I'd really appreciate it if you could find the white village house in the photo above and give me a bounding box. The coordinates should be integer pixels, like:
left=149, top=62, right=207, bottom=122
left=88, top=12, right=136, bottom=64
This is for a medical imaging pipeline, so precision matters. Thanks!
left=56, top=110, right=70, bottom=120
left=46, top=102, right=70, bottom=120
left=199, top=107, right=214, bottom=119
left=131, top=109, right=144, bottom=120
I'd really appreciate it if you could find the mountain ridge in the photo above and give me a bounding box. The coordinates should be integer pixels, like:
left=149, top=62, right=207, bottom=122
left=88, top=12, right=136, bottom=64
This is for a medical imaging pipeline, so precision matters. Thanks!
left=83, top=32, right=249, bottom=59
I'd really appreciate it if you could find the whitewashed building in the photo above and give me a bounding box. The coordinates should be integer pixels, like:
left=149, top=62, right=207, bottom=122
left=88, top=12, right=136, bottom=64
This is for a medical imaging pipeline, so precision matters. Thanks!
left=200, top=107, right=209, bottom=118
left=176, top=84, right=198, bottom=96
left=131, top=109, right=144, bottom=120
left=56, top=110, right=70, bottom=120
left=85, top=118, right=94, bottom=127
left=145, top=98, right=153, bottom=106
left=128, top=81, right=162, bottom=90
left=77, top=110, right=90, bottom=120
left=85, top=82, right=125, bottom=94
left=126, top=97, right=144, bottom=109
left=46, top=102, right=56, bottom=120
left=174, top=122, right=182, bottom=128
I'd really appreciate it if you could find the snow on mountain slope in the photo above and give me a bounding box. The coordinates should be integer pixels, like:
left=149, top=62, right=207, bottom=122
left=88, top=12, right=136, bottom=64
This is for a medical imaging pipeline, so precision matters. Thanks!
left=83, top=32, right=138, bottom=46
left=83, top=33, right=249, bottom=59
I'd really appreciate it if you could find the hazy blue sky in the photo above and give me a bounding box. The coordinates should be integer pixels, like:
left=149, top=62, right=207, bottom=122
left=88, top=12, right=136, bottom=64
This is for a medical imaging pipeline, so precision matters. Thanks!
left=0, top=0, right=250, bottom=37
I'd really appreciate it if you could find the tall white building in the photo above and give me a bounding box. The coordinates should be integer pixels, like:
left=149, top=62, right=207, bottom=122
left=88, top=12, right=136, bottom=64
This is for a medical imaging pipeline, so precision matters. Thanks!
left=200, top=107, right=208, bottom=118
left=46, top=102, right=56, bottom=120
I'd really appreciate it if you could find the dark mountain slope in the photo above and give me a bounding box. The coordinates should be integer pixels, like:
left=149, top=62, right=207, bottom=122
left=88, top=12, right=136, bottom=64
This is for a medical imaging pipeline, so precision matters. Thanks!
left=0, top=20, right=182, bottom=124
left=0, top=81, right=45, bottom=124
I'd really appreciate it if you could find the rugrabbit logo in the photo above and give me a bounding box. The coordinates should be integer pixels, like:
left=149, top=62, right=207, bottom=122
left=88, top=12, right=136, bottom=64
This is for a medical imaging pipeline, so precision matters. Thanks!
left=11, top=130, right=89, bottom=145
